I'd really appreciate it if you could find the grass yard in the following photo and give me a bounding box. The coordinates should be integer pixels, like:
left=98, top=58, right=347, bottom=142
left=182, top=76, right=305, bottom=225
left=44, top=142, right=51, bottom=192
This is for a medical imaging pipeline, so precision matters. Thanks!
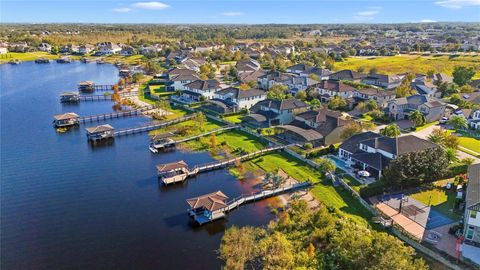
left=0, top=52, right=60, bottom=63
left=149, top=119, right=223, bottom=137
left=223, top=114, right=245, bottom=124
left=446, top=130, right=480, bottom=153
left=408, top=180, right=462, bottom=220
left=104, top=54, right=145, bottom=65
left=335, top=55, right=480, bottom=79
left=414, top=121, right=439, bottom=132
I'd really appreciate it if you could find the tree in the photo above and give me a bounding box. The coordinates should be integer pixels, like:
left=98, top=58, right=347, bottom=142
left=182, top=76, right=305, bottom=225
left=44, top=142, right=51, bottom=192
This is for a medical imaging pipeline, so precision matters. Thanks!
left=310, top=98, right=321, bottom=109
left=459, top=84, right=474, bottom=93
left=395, top=73, right=415, bottom=97
left=219, top=226, right=263, bottom=270
left=362, top=121, right=376, bottom=131
left=267, top=84, right=288, bottom=100
left=328, top=96, right=348, bottom=111
left=317, top=158, right=336, bottom=175
left=368, top=67, right=378, bottom=75
left=382, top=147, right=449, bottom=188
left=444, top=148, right=459, bottom=163
left=208, top=134, right=218, bottom=148
left=258, top=232, right=294, bottom=270
left=409, top=110, right=426, bottom=127
left=366, top=99, right=378, bottom=111
left=448, top=115, right=468, bottom=130
left=340, top=122, right=363, bottom=139
left=461, top=157, right=475, bottom=166
left=295, top=90, right=307, bottom=101
left=453, top=66, right=476, bottom=86
left=380, top=124, right=401, bottom=137
left=428, top=128, right=459, bottom=149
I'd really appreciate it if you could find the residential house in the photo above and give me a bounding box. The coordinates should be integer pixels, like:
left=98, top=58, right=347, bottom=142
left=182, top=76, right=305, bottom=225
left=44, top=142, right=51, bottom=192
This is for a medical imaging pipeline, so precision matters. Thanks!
left=312, top=79, right=357, bottom=102
left=387, top=95, right=446, bottom=123
left=305, top=67, right=332, bottom=80
left=361, top=74, right=403, bottom=89
left=428, top=73, right=453, bottom=84
left=0, top=46, right=7, bottom=54
left=205, top=87, right=267, bottom=113
left=338, top=133, right=439, bottom=178
left=286, top=63, right=313, bottom=76
left=354, top=88, right=396, bottom=108
left=462, top=163, right=480, bottom=265
left=329, top=69, right=366, bottom=82
left=275, top=108, right=354, bottom=147
left=182, top=79, right=221, bottom=101
left=120, top=45, right=135, bottom=56
left=38, top=43, right=52, bottom=52
left=78, top=44, right=94, bottom=55
left=454, top=109, right=480, bottom=130
left=165, top=68, right=199, bottom=91
left=166, top=49, right=192, bottom=63
left=236, top=58, right=264, bottom=83
left=7, top=42, right=28, bottom=52
left=179, top=57, right=206, bottom=73
left=243, top=99, right=309, bottom=128
left=97, top=42, right=121, bottom=55
left=411, top=80, right=440, bottom=97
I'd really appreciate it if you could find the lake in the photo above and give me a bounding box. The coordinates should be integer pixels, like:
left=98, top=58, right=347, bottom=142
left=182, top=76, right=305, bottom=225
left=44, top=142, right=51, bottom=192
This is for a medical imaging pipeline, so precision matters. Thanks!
left=0, top=61, right=274, bottom=270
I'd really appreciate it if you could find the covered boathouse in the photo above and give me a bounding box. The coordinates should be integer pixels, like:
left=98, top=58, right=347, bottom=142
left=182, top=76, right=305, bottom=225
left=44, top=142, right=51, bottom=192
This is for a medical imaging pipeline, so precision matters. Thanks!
left=53, top=112, right=79, bottom=127
left=156, top=160, right=190, bottom=185
left=86, top=124, right=115, bottom=141
left=78, top=81, right=96, bottom=92
left=60, top=92, right=80, bottom=103
left=187, top=191, right=229, bottom=225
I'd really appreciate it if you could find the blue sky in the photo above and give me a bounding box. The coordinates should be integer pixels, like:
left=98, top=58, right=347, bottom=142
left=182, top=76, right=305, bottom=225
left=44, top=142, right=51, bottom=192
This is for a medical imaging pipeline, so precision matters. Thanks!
left=1, top=0, right=479, bottom=24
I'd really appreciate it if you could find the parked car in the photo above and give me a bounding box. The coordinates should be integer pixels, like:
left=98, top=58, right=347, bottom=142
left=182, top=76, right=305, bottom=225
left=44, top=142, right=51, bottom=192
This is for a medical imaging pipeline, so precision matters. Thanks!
left=439, top=117, right=449, bottom=124
left=445, top=182, right=452, bottom=190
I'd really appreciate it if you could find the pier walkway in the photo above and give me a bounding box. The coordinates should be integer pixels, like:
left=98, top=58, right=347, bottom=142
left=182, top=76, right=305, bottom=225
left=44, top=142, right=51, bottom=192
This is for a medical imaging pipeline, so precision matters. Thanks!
left=77, top=105, right=155, bottom=123
left=149, top=125, right=238, bottom=153
left=113, top=115, right=195, bottom=137
left=78, top=91, right=139, bottom=102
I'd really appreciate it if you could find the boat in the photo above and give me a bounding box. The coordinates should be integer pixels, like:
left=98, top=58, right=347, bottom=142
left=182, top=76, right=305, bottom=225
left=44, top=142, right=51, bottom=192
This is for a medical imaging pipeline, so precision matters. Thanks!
left=35, top=58, right=50, bottom=64
left=8, top=59, right=21, bottom=65
left=56, top=127, right=68, bottom=133
left=96, top=59, right=106, bottom=64
left=56, top=57, right=71, bottom=63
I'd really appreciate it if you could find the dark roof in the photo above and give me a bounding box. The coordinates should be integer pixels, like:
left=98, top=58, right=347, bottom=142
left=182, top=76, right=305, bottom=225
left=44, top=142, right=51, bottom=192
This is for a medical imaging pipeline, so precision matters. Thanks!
left=156, top=160, right=188, bottom=172
left=466, top=164, right=480, bottom=211
left=276, top=125, right=323, bottom=141
left=339, top=131, right=383, bottom=153
left=186, top=191, right=228, bottom=211
left=253, top=98, right=309, bottom=111
left=170, top=74, right=199, bottom=82
left=184, top=79, right=220, bottom=90
left=182, top=89, right=203, bottom=97
left=313, top=79, right=357, bottom=93
left=238, top=69, right=265, bottom=82
left=362, top=135, right=438, bottom=156
left=296, top=108, right=343, bottom=123
left=363, top=74, right=402, bottom=84
left=244, top=113, right=268, bottom=122
left=216, top=87, right=266, bottom=99
left=356, top=88, right=396, bottom=97
left=329, top=69, right=366, bottom=80
left=287, top=63, right=313, bottom=72
left=351, top=152, right=391, bottom=170
left=236, top=59, right=261, bottom=72
left=306, top=67, right=332, bottom=77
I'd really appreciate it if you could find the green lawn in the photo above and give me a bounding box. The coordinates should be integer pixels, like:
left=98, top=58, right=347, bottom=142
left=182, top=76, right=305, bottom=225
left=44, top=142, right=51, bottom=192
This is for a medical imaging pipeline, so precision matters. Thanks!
left=414, top=121, right=439, bottom=132
left=149, top=119, right=223, bottom=137
left=0, top=52, right=60, bottom=63
left=223, top=114, right=245, bottom=124
left=409, top=181, right=462, bottom=220
left=446, top=130, right=480, bottom=153
left=335, top=55, right=480, bottom=79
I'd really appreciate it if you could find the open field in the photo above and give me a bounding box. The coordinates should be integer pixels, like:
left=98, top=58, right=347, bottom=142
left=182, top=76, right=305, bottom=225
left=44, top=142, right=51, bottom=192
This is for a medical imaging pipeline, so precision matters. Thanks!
left=335, top=55, right=480, bottom=78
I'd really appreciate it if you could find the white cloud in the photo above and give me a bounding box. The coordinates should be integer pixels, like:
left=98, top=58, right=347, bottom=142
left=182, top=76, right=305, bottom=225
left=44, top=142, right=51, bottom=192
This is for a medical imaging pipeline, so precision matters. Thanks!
left=221, top=12, right=245, bottom=17
left=435, top=0, right=480, bottom=9
left=113, top=7, right=132, bottom=13
left=420, top=19, right=437, bottom=22
left=354, top=7, right=381, bottom=21
left=132, top=2, right=170, bottom=10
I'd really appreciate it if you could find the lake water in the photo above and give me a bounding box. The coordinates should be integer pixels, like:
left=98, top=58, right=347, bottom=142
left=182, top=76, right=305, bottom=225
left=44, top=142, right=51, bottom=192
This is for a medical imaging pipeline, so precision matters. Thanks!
left=0, top=62, right=274, bottom=270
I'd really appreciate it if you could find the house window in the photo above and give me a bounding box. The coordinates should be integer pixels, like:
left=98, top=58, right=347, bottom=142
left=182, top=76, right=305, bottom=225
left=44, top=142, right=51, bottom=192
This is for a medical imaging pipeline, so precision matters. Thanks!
left=466, top=226, right=475, bottom=239
left=361, top=144, right=368, bottom=151
left=471, top=211, right=478, bottom=219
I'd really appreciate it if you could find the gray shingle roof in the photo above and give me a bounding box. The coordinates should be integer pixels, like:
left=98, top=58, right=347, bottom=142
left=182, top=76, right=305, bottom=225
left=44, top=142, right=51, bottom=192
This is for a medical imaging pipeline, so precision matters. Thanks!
left=467, top=164, right=480, bottom=211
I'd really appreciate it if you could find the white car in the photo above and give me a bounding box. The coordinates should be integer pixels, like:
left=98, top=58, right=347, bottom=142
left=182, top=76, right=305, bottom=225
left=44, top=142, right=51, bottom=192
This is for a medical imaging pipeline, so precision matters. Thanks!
left=445, top=182, right=452, bottom=190
left=439, top=117, right=448, bottom=124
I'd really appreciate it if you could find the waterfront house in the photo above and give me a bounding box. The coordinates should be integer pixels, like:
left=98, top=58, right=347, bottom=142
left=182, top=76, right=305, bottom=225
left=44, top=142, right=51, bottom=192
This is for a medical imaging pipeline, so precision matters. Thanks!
left=329, top=69, right=366, bottom=82
left=97, top=42, right=121, bottom=55
left=361, top=73, right=403, bottom=89
left=182, top=79, right=221, bottom=101
left=120, top=45, right=135, bottom=56
left=53, top=112, right=79, bottom=127
left=338, top=132, right=438, bottom=178
left=78, top=44, right=95, bottom=55
left=78, top=81, right=96, bottom=92
left=387, top=94, right=446, bottom=122
left=7, top=42, right=28, bottom=53
left=0, top=46, right=8, bottom=54
left=156, top=160, right=190, bottom=185
left=165, top=68, right=199, bottom=91
left=312, top=79, right=357, bottom=102
left=60, top=92, right=80, bottom=103
left=38, top=43, right=52, bottom=52
left=243, top=98, right=309, bottom=128
left=462, top=163, right=480, bottom=265
left=354, top=88, right=396, bottom=108
left=206, top=87, right=267, bottom=113
left=86, top=125, right=115, bottom=141
left=275, top=108, right=354, bottom=147
left=187, top=191, right=229, bottom=225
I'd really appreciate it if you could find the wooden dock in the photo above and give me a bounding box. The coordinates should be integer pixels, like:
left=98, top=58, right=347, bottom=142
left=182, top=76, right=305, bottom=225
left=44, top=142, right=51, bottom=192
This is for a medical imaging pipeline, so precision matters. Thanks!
left=77, top=105, right=155, bottom=123
left=149, top=125, right=238, bottom=153
left=77, top=91, right=139, bottom=102
left=113, top=115, right=195, bottom=137
left=158, top=145, right=286, bottom=185
left=189, top=182, right=312, bottom=225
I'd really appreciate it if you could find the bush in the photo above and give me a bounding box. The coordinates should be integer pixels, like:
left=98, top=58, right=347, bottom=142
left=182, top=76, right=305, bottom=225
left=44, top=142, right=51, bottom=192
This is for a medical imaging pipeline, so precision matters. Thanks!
left=359, top=181, right=389, bottom=198
left=446, top=163, right=468, bottom=178
left=306, top=145, right=337, bottom=158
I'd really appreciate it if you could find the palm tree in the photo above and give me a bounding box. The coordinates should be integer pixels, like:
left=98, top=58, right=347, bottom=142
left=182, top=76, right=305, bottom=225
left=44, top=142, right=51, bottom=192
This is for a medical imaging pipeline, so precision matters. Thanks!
left=409, top=110, right=426, bottom=127
left=380, top=124, right=401, bottom=137
left=444, top=148, right=459, bottom=163
left=461, top=158, right=475, bottom=166
left=448, top=115, right=468, bottom=131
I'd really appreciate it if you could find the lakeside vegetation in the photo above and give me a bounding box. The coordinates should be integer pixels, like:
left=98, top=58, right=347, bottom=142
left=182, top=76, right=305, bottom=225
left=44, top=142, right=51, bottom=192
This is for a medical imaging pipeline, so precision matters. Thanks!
left=335, top=55, right=480, bottom=79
